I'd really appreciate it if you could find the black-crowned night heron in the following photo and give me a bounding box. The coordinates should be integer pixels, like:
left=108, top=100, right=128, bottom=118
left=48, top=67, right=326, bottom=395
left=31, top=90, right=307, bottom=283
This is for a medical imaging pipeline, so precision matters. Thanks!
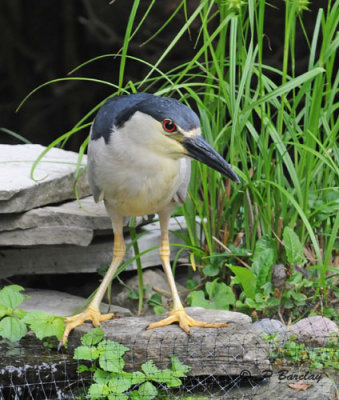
left=62, top=93, right=240, bottom=344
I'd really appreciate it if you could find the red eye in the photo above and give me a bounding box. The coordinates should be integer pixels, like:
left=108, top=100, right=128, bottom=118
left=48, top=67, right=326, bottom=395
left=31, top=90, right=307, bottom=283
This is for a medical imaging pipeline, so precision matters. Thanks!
left=162, top=119, right=176, bottom=133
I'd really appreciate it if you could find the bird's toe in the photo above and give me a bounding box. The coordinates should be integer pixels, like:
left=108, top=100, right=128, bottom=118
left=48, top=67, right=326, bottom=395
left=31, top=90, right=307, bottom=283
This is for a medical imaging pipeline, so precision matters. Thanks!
left=62, top=307, right=116, bottom=345
left=146, top=309, right=228, bottom=334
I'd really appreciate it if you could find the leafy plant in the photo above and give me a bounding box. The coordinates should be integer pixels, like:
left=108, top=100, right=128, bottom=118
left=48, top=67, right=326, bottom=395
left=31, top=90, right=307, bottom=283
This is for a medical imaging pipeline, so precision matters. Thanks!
left=148, top=293, right=164, bottom=315
left=263, top=333, right=339, bottom=371
left=227, top=226, right=319, bottom=317
left=74, top=327, right=191, bottom=400
left=0, top=285, right=65, bottom=342
left=187, top=278, right=235, bottom=310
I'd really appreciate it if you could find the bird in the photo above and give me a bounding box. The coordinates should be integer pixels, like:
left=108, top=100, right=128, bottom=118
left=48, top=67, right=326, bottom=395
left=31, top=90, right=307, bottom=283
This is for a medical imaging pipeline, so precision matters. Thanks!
left=62, top=93, right=240, bottom=345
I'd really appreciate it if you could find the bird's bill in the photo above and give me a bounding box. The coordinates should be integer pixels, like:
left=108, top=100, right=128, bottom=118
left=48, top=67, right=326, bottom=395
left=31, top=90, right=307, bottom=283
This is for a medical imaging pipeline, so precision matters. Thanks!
left=183, top=135, right=240, bottom=183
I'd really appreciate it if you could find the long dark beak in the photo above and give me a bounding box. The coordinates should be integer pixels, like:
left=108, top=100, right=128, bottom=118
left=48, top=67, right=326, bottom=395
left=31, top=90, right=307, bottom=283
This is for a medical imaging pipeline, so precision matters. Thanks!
left=183, top=136, right=240, bottom=183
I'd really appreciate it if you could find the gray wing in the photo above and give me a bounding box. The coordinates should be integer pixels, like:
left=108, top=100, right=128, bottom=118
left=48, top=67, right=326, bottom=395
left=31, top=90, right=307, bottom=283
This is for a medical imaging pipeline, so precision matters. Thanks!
left=87, top=94, right=154, bottom=202
left=175, top=158, right=191, bottom=204
left=87, top=126, right=105, bottom=203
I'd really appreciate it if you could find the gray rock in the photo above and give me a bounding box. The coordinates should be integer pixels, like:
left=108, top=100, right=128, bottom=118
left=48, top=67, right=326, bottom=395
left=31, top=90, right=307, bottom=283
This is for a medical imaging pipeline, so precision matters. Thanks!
left=68, top=307, right=269, bottom=377
left=0, top=226, right=95, bottom=246
left=253, top=318, right=289, bottom=343
left=289, top=316, right=338, bottom=346
left=0, top=196, right=150, bottom=233
left=0, top=196, right=112, bottom=232
left=0, top=216, right=190, bottom=278
left=115, top=268, right=186, bottom=315
left=0, top=196, right=151, bottom=246
left=21, top=288, right=132, bottom=317
left=248, top=367, right=337, bottom=400
left=272, top=263, right=286, bottom=288
left=0, top=144, right=91, bottom=213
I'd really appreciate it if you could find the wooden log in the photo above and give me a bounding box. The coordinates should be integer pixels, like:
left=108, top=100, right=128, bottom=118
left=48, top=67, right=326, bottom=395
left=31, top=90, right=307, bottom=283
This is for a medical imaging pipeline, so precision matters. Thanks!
left=69, top=307, right=272, bottom=378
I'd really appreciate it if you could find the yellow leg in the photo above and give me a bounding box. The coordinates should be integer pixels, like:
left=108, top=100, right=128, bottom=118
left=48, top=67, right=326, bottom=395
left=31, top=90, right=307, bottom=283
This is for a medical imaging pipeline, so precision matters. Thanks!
left=62, top=219, right=126, bottom=345
left=147, top=211, right=229, bottom=334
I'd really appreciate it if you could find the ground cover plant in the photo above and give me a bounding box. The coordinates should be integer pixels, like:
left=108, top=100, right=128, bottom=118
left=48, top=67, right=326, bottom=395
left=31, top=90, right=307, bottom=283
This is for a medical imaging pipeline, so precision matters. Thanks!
left=74, top=327, right=191, bottom=400
left=0, top=285, right=64, bottom=342
left=263, top=332, right=339, bottom=371
left=16, top=0, right=338, bottom=326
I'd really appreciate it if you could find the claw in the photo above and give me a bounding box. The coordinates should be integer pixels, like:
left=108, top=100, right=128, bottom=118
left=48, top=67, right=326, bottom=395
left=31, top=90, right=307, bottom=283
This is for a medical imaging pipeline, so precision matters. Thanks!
left=62, top=306, right=118, bottom=345
left=147, top=308, right=229, bottom=334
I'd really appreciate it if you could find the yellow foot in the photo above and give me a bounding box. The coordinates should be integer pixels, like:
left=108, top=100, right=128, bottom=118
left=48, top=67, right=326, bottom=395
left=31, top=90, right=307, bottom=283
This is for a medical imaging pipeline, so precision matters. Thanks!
left=146, top=309, right=229, bottom=335
left=62, top=306, right=118, bottom=345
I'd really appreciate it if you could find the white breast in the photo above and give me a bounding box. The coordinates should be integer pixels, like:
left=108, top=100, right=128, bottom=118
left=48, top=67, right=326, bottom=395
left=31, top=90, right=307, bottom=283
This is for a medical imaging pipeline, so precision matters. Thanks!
left=88, top=114, right=187, bottom=216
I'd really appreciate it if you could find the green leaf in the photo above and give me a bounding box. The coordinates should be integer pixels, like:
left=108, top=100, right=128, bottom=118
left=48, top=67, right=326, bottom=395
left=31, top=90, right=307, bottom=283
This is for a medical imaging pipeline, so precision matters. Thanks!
left=290, top=291, right=307, bottom=303
left=245, top=298, right=256, bottom=308
left=283, top=227, right=306, bottom=265
left=187, top=290, right=212, bottom=309
left=129, top=391, right=142, bottom=400
left=188, top=280, right=235, bottom=310
left=93, top=368, right=115, bottom=384
left=98, top=340, right=129, bottom=358
left=160, top=373, right=182, bottom=387
left=267, top=297, right=280, bottom=307
left=22, top=311, right=65, bottom=340
left=153, top=305, right=164, bottom=314
left=130, top=370, right=146, bottom=385
left=141, top=360, right=176, bottom=384
left=0, top=285, right=25, bottom=309
left=148, top=293, right=162, bottom=308
left=171, top=355, right=191, bottom=377
left=77, top=364, right=90, bottom=373
left=88, top=383, right=106, bottom=400
left=81, top=327, right=105, bottom=346
left=228, top=265, right=256, bottom=299
left=135, top=381, right=158, bottom=399
left=0, top=304, right=11, bottom=319
left=128, top=288, right=139, bottom=300
left=141, top=360, right=161, bottom=376
left=186, top=279, right=198, bottom=289
left=106, top=375, right=133, bottom=394
left=74, top=345, right=99, bottom=360
left=255, top=293, right=264, bottom=303
left=0, top=316, right=27, bottom=342
left=13, top=308, right=27, bottom=319
left=108, top=394, right=128, bottom=400
left=252, top=235, right=277, bottom=290
left=202, top=263, right=220, bottom=277
left=99, top=350, right=125, bottom=372
left=205, top=279, right=236, bottom=309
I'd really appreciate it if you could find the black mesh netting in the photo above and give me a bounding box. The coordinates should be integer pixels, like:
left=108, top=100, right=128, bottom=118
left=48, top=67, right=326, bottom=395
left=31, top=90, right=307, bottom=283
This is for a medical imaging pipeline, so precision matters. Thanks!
left=0, top=316, right=337, bottom=400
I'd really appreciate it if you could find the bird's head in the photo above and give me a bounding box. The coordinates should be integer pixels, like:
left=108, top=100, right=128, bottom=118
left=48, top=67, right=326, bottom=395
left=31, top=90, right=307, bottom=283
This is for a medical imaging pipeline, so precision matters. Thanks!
left=98, top=94, right=240, bottom=183
left=131, top=95, right=240, bottom=183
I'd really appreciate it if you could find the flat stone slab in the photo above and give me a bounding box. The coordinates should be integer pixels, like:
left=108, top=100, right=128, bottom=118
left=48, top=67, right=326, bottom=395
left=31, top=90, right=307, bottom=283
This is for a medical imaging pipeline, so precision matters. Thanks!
left=241, top=368, right=337, bottom=400
left=20, top=288, right=132, bottom=317
left=68, top=307, right=271, bottom=378
left=0, top=216, right=190, bottom=277
left=0, top=196, right=111, bottom=232
left=0, top=196, right=150, bottom=246
left=0, top=144, right=91, bottom=213
left=0, top=226, right=95, bottom=247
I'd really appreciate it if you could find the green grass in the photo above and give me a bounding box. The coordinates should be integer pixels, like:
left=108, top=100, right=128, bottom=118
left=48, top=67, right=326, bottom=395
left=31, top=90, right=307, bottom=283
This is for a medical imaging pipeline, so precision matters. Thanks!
left=16, top=0, right=338, bottom=321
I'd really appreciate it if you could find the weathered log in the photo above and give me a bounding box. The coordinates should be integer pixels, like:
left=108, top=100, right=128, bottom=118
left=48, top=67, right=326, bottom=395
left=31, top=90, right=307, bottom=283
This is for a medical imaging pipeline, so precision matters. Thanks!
left=69, top=307, right=272, bottom=378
